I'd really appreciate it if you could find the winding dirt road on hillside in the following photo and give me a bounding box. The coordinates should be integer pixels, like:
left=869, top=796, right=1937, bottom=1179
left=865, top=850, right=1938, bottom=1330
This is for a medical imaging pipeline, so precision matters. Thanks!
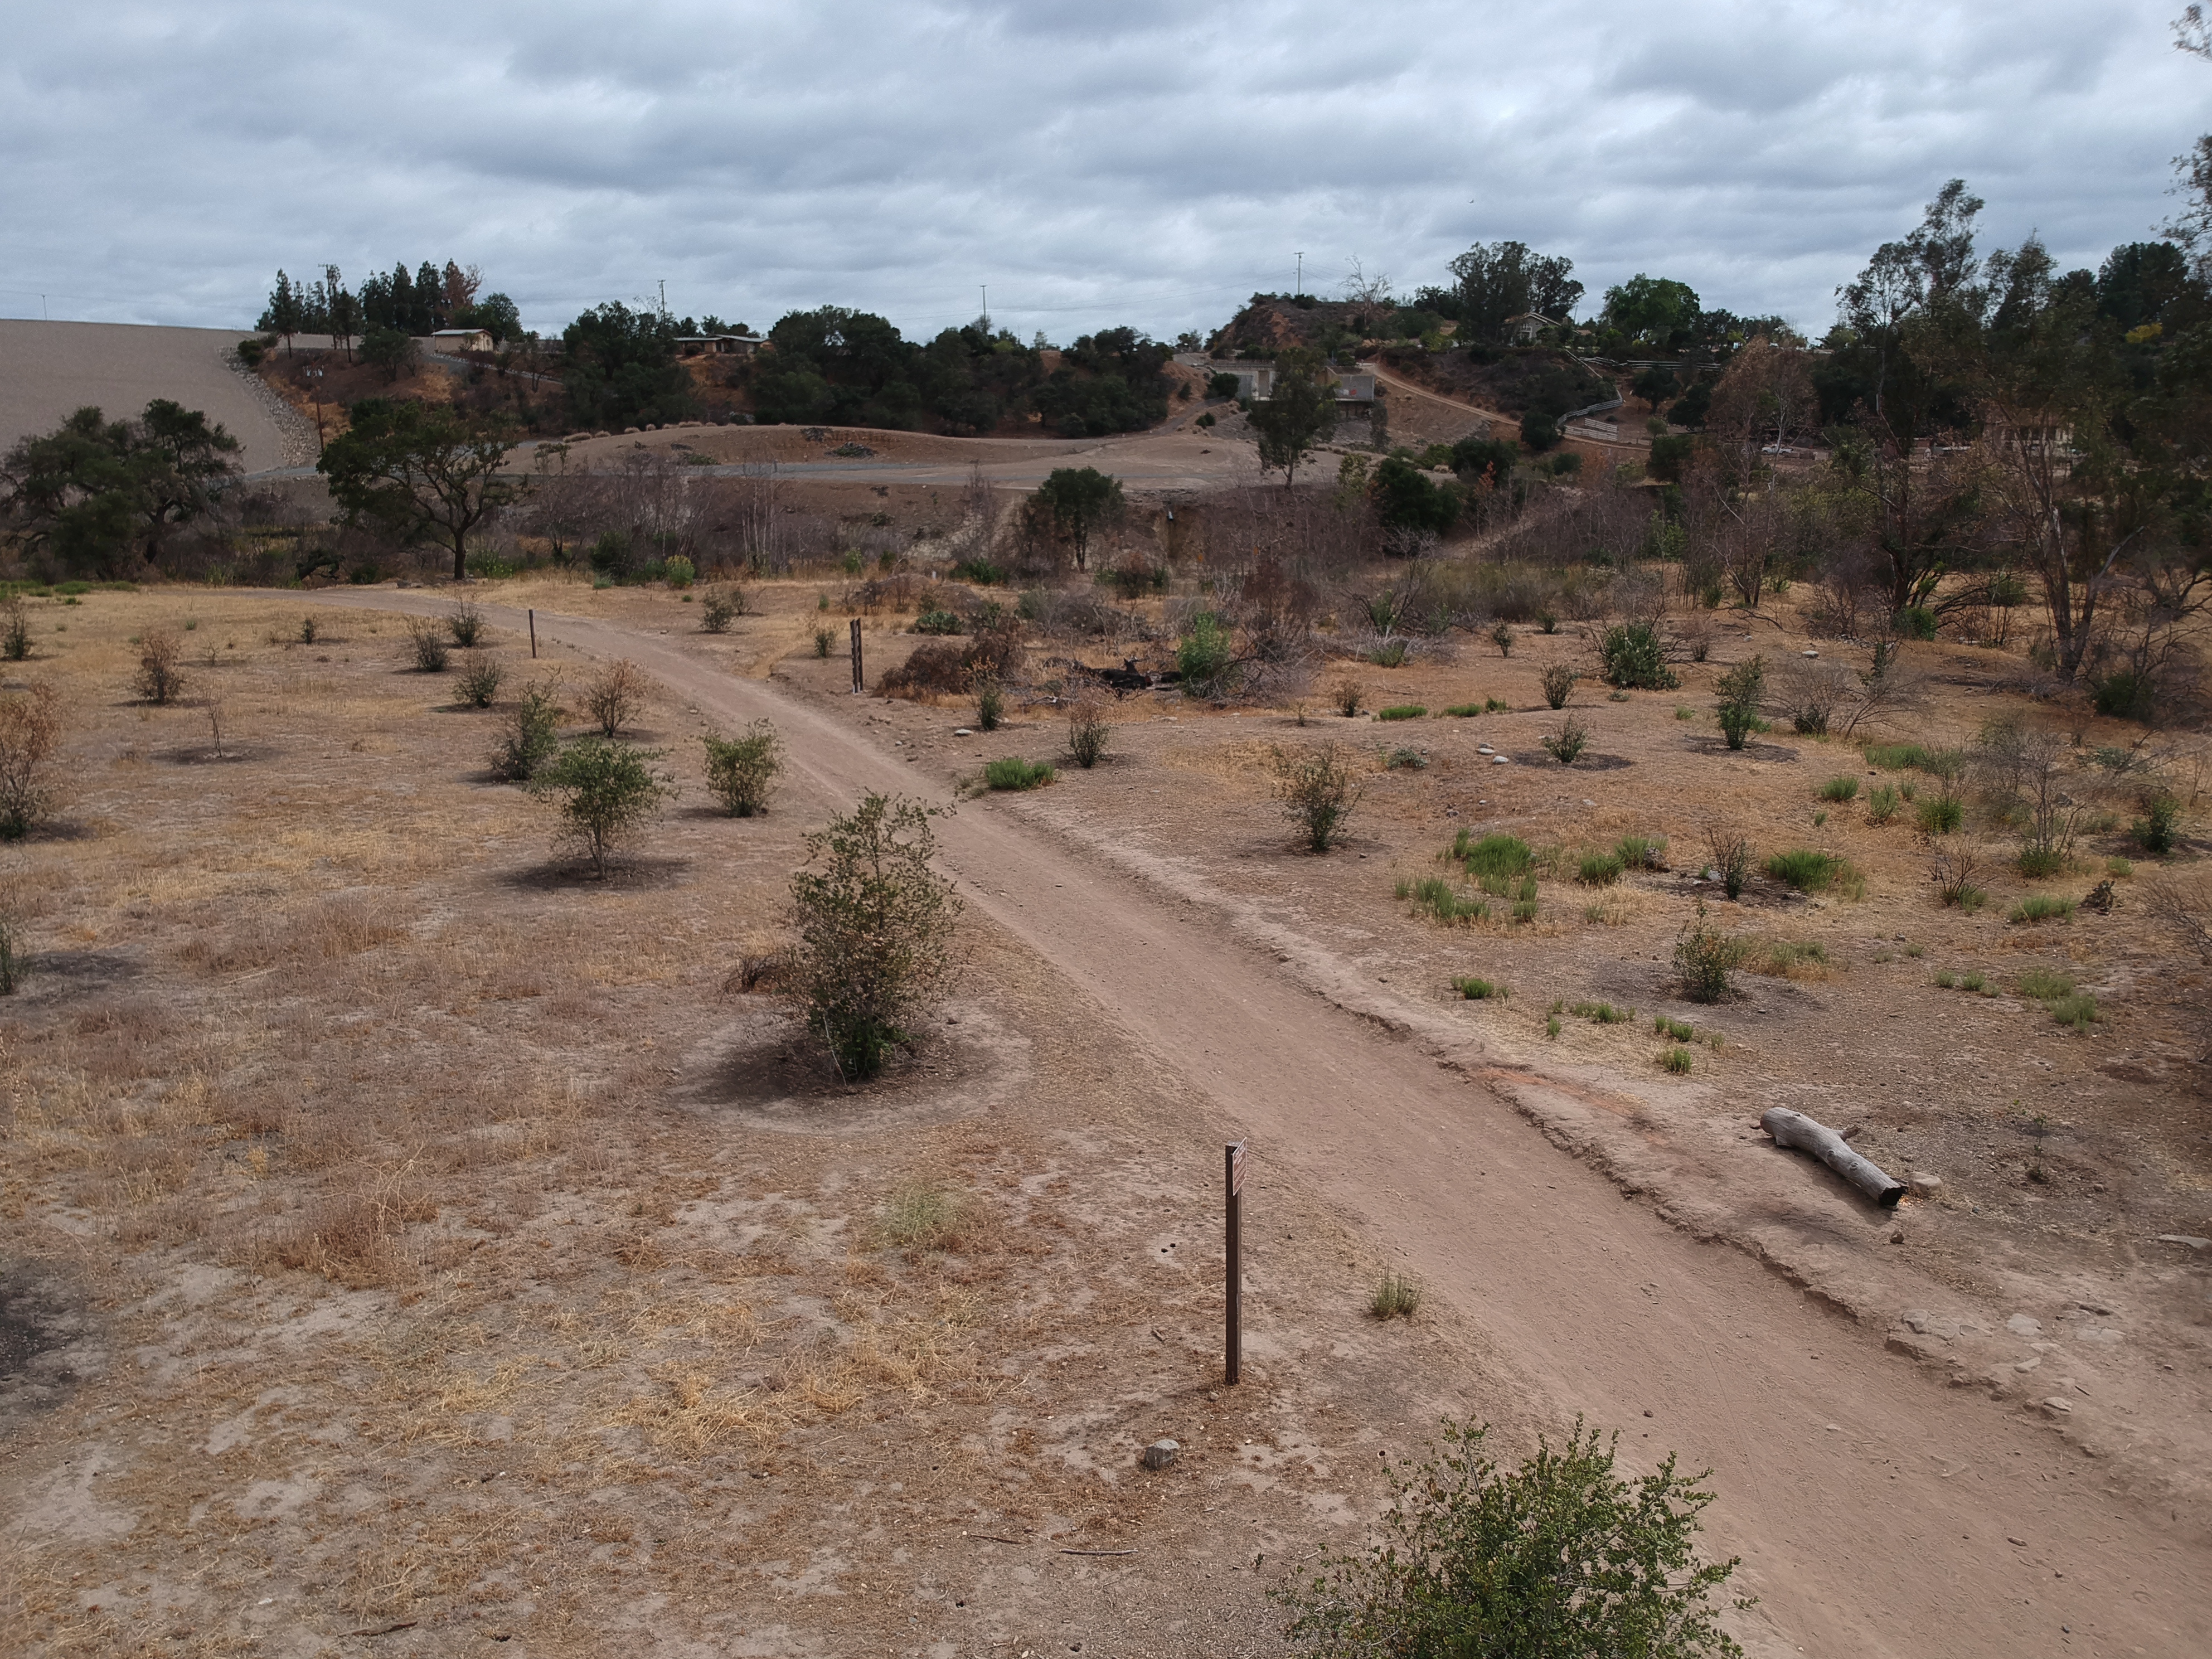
left=307, top=590, right=2205, bottom=1658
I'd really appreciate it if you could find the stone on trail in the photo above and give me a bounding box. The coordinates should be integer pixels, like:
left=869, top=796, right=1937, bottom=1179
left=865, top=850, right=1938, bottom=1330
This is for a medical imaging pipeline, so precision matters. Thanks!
left=1141, top=1439, right=1180, bottom=1471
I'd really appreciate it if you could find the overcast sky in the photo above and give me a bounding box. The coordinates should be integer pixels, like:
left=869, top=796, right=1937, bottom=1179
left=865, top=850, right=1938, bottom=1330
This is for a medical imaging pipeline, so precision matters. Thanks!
left=4, top=1, right=2206, bottom=344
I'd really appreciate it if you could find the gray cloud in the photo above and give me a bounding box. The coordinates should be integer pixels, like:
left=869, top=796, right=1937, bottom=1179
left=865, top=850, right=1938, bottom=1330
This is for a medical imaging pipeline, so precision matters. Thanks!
left=2, top=1, right=2204, bottom=343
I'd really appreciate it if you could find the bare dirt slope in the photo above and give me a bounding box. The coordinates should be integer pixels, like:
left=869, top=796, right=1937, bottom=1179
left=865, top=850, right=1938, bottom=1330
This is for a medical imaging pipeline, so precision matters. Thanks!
left=297, top=587, right=2209, bottom=1659
left=0, top=321, right=309, bottom=473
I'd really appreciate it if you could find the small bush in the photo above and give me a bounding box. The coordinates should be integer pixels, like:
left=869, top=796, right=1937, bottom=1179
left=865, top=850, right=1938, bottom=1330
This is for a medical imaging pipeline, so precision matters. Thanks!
left=2009, top=894, right=2076, bottom=924
left=1274, top=743, right=1364, bottom=852
left=1442, top=702, right=1482, bottom=717
left=135, top=626, right=187, bottom=702
left=491, top=677, right=561, bottom=782
left=1915, top=793, right=1964, bottom=835
left=983, top=756, right=1055, bottom=790
left=1865, top=783, right=1899, bottom=824
left=2107, top=856, right=2134, bottom=877
left=1660, top=1045, right=1694, bottom=1075
left=1369, top=639, right=1410, bottom=668
left=1675, top=911, right=1751, bottom=1002
left=2015, top=967, right=2074, bottom=1001
left=912, top=608, right=964, bottom=635
left=448, top=596, right=485, bottom=647
left=405, top=617, right=450, bottom=672
left=1386, top=747, right=1428, bottom=770
left=1675, top=704, right=1694, bottom=721
left=703, top=720, right=782, bottom=816
left=1930, top=845, right=1986, bottom=910
left=1820, top=775, right=1861, bottom=802
left=662, top=555, right=695, bottom=589
left=1332, top=679, right=1365, bottom=718
left=1599, top=621, right=1679, bottom=690
left=1178, top=612, right=1238, bottom=696
left=1714, top=656, right=1765, bottom=749
left=1540, top=663, right=1577, bottom=709
left=529, top=738, right=676, bottom=877
left=1490, top=620, right=1514, bottom=657
left=1376, top=704, right=1427, bottom=721
left=1369, top=1270, right=1423, bottom=1320
left=1654, top=1014, right=1694, bottom=1041
left=1, top=594, right=31, bottom=661
left=974, top=678, right=1005, bottom=730
left=813, top=625, right=835, bottom=658
left=1568, top=1000, right=1633, bottom=1024
left=1068, top=702, right=1110, bottom=768
left=1703, top=824, right=1753, bottom=899
left=0, top=682, right=64, bottom=840
left=2133, top=792, right=2180, bottom=854
left=0, top=910, right=20, bottom=995
left=1541, top=715, right=1588, bottom=765
left=701, top=586, right=744, bottom=632
left=1453, top=976, right=1507, bottom=1000
left=457, top=652, right=503, bottom=707
left=1764, top=848, right=1844, bottom=892
left=1456, top=830, right=1535, bottom=883
left=583, top=660, right=649, bottom=738
left=1959, top=971, right=1988, bottom=993
left=1576, top=850, right=1625, bottom=887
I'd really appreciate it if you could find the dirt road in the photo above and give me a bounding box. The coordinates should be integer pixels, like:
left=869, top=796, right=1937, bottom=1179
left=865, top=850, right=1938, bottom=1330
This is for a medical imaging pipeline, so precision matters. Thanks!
left=307, top=589, right=2208, bottom=1657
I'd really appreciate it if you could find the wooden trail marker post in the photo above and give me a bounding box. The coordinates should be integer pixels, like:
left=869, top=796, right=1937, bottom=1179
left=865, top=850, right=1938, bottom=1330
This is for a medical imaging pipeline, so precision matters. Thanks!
left=528, top=609, right=537, bottom=658
left=850, top=619, right=864, bottom=693
left=1225, top=1139, right=1247, bottom=1384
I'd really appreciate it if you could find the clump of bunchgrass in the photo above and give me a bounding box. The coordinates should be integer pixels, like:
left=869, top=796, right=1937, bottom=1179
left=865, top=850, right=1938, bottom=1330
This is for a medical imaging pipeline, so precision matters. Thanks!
left=983, top=756, right=1055, bottom=790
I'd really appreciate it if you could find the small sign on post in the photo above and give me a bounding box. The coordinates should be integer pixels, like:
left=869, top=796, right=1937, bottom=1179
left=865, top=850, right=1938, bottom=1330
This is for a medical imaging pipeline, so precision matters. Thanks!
left=1225, top=1139, right=1247, bottom=1385
left=850, top=618, right=864, bottom=693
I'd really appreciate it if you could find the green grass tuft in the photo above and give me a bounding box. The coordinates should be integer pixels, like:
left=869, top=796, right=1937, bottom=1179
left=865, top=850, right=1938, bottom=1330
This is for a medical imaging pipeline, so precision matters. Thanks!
left=2008, top=894, right=2077, bottom=925
left=1452, top=976, right=1507, bottom=1000
left=1376, top=704, right=1427, bottom=721
left=983, top=756, right=1056, bottom=790
left=1660, top=1045, right=1694, bottom=1075
left=1576, top=851, right=1626, bottom=887
left=1819, top=775, right=1862, bottom=802
left=1764, top=848, right=1847, bottom=892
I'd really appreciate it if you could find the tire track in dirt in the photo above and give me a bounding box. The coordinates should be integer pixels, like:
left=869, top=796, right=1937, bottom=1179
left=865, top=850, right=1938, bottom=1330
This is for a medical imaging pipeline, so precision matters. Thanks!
left=297, top=589, right=2206, bottom=1659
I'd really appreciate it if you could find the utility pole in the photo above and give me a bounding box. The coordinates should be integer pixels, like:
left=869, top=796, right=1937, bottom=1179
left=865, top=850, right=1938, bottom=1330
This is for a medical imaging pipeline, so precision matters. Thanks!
left=981, top=284, right=988, bottom=327
left=1294, top=253, right=1303, bottom=296
left=656, top=279, right=668, bottom=322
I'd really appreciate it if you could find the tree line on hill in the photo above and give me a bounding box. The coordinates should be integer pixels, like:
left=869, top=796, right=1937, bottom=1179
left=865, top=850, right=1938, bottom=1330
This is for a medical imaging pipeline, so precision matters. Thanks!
left=259, top=261, right=524, bottom=360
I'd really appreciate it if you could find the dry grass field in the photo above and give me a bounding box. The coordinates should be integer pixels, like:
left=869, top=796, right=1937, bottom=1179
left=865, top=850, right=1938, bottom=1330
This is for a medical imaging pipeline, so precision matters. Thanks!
left=3, top=566, right=2209, bottom=1657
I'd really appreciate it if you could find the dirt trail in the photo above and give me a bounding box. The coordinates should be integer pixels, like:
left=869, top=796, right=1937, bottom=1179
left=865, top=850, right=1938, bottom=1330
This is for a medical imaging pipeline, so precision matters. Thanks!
left=304, top=590, right=2205, bottom=1658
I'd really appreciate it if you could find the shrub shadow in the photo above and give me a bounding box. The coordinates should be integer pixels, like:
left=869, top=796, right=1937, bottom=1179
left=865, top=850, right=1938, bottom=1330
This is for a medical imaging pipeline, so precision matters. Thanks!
left=491, top=854, right=693, bottom=891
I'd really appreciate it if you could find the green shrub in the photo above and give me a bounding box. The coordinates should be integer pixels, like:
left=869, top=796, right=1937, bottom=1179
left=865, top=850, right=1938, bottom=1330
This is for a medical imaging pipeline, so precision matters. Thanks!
left=1865, top=783, right=1899, bottom=824
left=974, top=678, right=1005, bottom=731
left=703, top=721, right=783, bottom=816
left=1545, top=1014, right=1563, bottom=1037
left=454, top=652, right=502, bottom=708
left=787, top=793, right=961, bottom=1080
left=911, top=607, right=963, bottom=635
left=1067, top=702, right=1110, bottom=768
left=1675, top=704, right=1695, bottom=721
left=1932, top=968, right=1956, bottom=989
left=1660, top=1046, right=1694, bottom=1075
left=2107, top=856, right=2134, bottom=877
left=1490, top=620, right=1514, bottom=657
left=701, top=585, right=744, bottom=632
left=2009, top=894, right=2076, bottom=924
left=1614, top=835, right=1668, bottom=871
left=950, top=557, right=1004, bottom=585
left=405, top=617, right=450, bottom=673
left=529, top=738, right=676, bottom=877
left=1376, top=704, right=1427, bottom=721
left=1274, top=744, right=1362, bottom=852
left=2133, top=792, right=2180, bottom=854
left=1895, top=605, right=1938, bottom=641
left=1576, top=850, right=1625, bottom=887
left=1540, top=663, right=1577, bottom=709
left=1674, top=913, right=1751, bottom=1003
left=662, top=555, right=695, bottom=589
left=1, top=595, right=30, bottom=661
left=1179, top=612, right=1237, bottom=696
left=1386, top=747, right=1428, bottom=771
left=1452, top=976, right=1507, bottom=1000
left=1916, top=793, right=1964, bottom=835
left=1598, top=622, right=1679, bottom=690
left=1820, top=775, right=1861, bottom=802
left=2048, top=992, right=2100, bottom=1030
left=1714, top=656, right=1764, bottom=749
left=983, top=756, right=1055, bottom=790
left=1542, top=715, right=1588, bottom=765
left=445, top=596, right=485, bottom=647
left=1654, top=1013, right=1695, bottom=1041
left=1442, top=702, right=1482, bottom=717
left=1369, top=1270, right=1423, bottom=1320
left=1332, top=679, right=1365, bottom=718
left=2014, top=968, right=2074, bottom=1001
left=1369, top=639, right=1410, bottom=668
left=813, top=625, right=835, bottom=658
left=489, top=677, right=561, bottom=782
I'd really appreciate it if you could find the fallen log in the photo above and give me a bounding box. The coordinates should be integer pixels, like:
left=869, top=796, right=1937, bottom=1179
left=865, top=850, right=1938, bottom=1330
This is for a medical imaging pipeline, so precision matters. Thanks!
left=1760, top=1108, right=1905, bottom=1207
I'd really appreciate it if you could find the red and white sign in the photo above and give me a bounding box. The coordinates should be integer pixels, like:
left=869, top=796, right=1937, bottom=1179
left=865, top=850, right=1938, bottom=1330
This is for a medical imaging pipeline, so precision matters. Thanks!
left=1229, top=1139, right=1248, bottom=1196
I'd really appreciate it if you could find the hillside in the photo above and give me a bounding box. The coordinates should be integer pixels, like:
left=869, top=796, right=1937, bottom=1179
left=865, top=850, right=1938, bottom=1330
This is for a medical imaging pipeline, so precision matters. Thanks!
left=1376, top=343, right=1614, bottom=420
left=0, top=320, right=310, bottom=473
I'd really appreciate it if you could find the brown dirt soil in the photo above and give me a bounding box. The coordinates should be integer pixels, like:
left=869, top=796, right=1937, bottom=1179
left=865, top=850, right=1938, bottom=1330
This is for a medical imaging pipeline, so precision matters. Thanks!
left=2, top=574, right=2208, bottom=1658
left=0, top=321, right=309, bottom=474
